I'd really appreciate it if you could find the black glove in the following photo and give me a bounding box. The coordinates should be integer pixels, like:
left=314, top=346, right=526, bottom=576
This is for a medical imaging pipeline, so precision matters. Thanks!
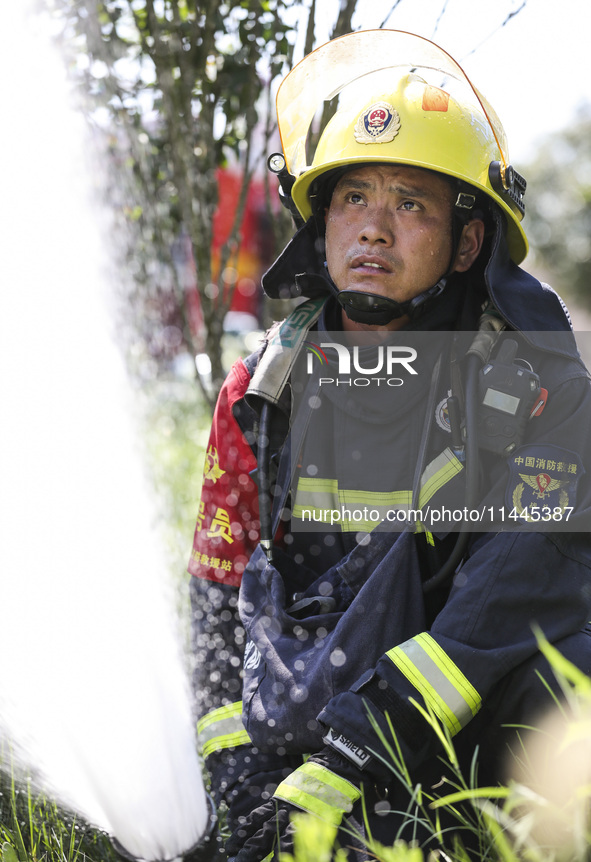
left=225, top=748, right=364, bottom=862
left=225, top=796, right=294, bottom=862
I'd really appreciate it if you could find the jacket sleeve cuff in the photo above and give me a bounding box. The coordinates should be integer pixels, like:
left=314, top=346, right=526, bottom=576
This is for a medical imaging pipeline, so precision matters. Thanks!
left=274, top=760, right=361, bottom=826
left=317, top=666, right=445, bottom=777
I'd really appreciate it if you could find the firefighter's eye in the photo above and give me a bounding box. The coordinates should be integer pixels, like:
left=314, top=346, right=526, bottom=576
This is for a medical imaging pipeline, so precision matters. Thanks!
left=345, top=192, right=366, bottom=205
left=399, top=200, right=420, bottom=211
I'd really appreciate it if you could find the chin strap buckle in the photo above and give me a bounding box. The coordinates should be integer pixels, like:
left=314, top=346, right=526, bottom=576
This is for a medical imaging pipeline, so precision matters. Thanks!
left=407, top=278, right=447, bottom=318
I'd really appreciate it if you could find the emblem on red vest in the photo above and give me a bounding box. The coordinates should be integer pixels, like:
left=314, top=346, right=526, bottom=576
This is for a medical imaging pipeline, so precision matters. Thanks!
left=203, top=444, right=225, bottom=482
left=354, top=102, right=401, bottom=144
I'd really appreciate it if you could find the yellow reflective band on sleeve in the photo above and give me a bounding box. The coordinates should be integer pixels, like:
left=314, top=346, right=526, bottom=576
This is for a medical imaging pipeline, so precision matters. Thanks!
left=197, top=701, right=251, bottom=759
left=273, top=761, right=361, bottom=826
left=418, top=448, right=464, bottom=507
left=386, top=632, right=481, bottom=736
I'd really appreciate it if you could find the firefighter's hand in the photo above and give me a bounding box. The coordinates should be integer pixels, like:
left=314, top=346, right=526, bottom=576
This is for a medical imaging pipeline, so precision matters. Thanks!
left=225, top=748, right=362, bottom=862
left=225, top=796, right=293, bottom=862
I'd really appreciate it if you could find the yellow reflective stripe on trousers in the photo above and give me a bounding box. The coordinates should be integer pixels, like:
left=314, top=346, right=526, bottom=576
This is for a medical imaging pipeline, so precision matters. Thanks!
left=197, top=701, right=251, bottom=758
left=274, top=761, right=361, bottom=826
left=387, top=633, right=481, bottom=735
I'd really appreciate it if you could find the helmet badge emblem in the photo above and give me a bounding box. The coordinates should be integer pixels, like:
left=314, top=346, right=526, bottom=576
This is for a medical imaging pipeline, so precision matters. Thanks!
left=354, top=102, right=400, bottom=144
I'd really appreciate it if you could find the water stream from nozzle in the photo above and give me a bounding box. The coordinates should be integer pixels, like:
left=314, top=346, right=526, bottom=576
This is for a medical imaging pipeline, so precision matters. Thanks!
left=0, top=6, right=209, bottom=860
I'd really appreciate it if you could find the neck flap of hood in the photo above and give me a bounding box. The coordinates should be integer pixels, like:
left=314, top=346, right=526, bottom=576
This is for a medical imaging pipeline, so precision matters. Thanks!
left=484, top=211, right=578, bottom=359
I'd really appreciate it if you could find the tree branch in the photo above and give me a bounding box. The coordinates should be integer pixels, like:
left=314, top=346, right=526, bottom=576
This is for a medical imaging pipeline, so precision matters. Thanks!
left=329, top=0, right=358, bottom=39
left=461, top=1, right=528, bottom=60
left=303, top=0, right=316, bottom=57
left=379, top=0, right=405, bottom=29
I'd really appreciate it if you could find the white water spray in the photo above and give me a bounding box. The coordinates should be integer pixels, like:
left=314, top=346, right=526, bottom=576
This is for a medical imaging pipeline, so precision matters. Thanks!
left=0, top=6, right=209, bottom=859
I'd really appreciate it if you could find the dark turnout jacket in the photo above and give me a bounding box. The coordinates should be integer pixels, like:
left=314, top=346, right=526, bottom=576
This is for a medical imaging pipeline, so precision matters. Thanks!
left=189, top=216, right=591, bottom=829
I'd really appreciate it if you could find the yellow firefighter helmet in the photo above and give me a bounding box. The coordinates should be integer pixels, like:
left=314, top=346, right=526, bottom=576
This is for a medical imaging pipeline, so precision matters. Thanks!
left=275, top=30, right=528, bottom=263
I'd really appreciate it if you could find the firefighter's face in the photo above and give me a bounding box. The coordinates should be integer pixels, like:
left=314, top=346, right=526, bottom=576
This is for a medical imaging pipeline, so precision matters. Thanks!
left=324, top=164, right=483, bottom=330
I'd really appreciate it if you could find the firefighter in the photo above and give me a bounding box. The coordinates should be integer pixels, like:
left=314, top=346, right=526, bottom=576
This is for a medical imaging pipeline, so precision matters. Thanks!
left=189, top=31, right=591, bottom=860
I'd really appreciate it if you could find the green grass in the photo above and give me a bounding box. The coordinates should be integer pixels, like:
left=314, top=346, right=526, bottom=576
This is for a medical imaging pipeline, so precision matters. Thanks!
left=0, top=763, right=117, bottom=862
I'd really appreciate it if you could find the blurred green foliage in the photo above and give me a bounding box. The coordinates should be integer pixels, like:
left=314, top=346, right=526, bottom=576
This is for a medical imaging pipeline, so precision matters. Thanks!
left=525, top=105, right=591, bottom=311
left=140, top=376, right=210, bottom=581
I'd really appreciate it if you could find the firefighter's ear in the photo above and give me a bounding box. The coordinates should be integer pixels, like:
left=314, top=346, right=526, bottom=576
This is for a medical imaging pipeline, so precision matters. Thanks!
left=452, top=219, right=485, bottom=272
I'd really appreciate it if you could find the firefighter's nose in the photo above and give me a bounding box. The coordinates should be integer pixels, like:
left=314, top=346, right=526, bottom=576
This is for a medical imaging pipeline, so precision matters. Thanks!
left=358, top=209, right=394, bottom=245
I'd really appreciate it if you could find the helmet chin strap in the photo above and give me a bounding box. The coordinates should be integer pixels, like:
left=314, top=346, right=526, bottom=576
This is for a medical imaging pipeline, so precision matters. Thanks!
left=319, top=261, right=448, bottom=326
left=293, top=265, right=449, bottom=326
left=335, top=278, right=447, bottom=326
